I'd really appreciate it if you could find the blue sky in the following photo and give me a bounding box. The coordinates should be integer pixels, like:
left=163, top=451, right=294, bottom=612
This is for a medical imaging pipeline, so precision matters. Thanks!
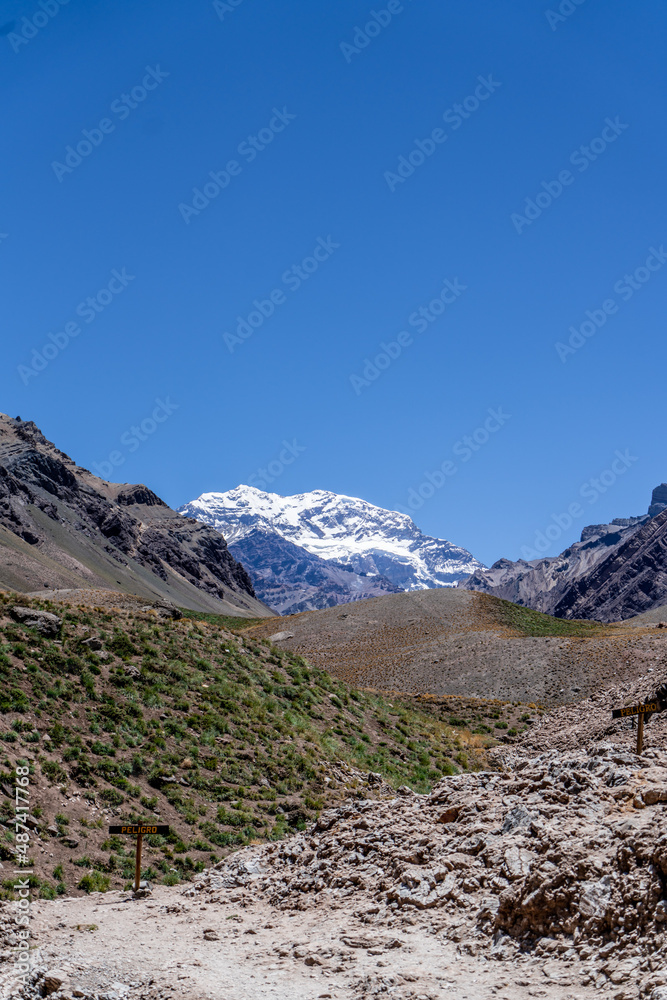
left=2, top=0, right=666, bottom=567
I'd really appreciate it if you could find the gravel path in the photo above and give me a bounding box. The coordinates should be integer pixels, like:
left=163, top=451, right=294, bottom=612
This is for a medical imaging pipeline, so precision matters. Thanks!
left=3, top=885, right=602, bottom=1000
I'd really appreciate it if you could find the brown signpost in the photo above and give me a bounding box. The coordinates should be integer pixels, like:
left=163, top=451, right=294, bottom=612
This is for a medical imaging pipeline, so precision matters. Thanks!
left=611, top=701, right=665, bottom=755
left=108, top=825, right=169, bottom=892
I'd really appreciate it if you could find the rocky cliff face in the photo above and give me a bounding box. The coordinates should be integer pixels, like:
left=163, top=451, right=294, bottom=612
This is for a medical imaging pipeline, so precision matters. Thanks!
left=227, top=528, right=401, bottom=616
left=462, top=487, right=667, bottom=622
left=0, top=414, right=271, bottom=617
left=649, top=482, right=667, bottom=518
left=178, top=485, right=483, bottom=613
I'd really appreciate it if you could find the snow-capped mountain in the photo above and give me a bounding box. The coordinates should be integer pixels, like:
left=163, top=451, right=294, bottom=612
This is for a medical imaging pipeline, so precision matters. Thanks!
left=178, top=486, right=483, bottom=614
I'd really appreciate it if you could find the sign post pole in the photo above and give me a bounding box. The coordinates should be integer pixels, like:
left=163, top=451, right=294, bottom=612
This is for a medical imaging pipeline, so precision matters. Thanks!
left=611, top=700, right=664, bottom=755
left=135, top=833, right=143, bottom=893
left=108, top=825, right=170, bottom=893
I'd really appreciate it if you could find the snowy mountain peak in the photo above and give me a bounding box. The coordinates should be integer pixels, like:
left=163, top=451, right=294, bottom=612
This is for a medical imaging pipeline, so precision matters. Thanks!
left=179, top=486, right=483, bottom=600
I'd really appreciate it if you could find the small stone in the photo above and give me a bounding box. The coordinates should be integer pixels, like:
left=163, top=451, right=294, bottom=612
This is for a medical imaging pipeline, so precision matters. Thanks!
left=203, top=928, right=219, bottom=941
left=81, top=637, right=103, bottom=651
left=267, top=631, right=294, bottom=642
left=42, top=969, right=69, bottom=995
left=438, top=806, right=461, bottom=824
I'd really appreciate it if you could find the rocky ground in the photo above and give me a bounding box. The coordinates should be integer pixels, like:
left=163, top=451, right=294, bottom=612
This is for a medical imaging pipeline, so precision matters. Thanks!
left=244, top=588, right=667, bottom=706
left=5, top=679, right=667, bottom=1000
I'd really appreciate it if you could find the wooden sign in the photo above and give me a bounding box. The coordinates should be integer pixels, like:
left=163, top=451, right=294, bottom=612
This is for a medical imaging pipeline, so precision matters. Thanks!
left=611, top=701, right=664, bottom=719
left=611, top=701, right=665, bottom=754
left=108, top=825, right=169, bottom=836
left=108, top=825, right=169, bottom=891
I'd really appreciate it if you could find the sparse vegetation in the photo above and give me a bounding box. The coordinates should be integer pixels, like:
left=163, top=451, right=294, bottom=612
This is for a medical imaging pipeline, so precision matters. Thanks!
left=0, top=591, right=520, bottom=897
left=486, top=597, right=610, bottom=637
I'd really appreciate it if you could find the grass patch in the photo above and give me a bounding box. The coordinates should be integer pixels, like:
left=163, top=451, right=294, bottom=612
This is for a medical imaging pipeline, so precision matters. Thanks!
left=485, top=596, right=610, bottom=637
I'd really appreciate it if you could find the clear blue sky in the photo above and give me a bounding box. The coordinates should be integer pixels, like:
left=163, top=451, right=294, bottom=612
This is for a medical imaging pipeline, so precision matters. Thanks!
left=2, top=0, right=666, bottom=567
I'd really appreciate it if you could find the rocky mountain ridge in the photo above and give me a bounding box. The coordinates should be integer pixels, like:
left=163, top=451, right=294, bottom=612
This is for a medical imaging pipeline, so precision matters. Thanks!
left=0, top=414, right=270, bottom=616
left=178, top=485, right=483, bottom=613
left=462, top=485, right=667, bottom=623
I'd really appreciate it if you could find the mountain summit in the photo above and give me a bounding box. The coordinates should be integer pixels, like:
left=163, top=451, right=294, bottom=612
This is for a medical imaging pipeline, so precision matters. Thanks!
left=178, top=486, right=483, bottom=614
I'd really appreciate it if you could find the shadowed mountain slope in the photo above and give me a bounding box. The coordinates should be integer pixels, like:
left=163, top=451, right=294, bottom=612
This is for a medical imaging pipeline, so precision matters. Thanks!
left=0, top=414, right=272, bottom=617
left=462, top=502, right=667, bottom=624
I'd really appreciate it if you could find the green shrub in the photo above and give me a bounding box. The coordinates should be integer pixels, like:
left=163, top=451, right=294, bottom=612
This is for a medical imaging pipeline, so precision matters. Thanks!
left=99, top=788, right=124, bottom=806
left=41, top=760, right=66, bottom=784
left=78, top=871, right=110, bottom=893
left=108, top=633, right=137, bottom=660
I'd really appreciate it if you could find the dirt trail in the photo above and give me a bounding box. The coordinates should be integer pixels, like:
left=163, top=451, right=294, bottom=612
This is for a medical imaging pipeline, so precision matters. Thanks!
left=4, top=884, right=601, bottom=1000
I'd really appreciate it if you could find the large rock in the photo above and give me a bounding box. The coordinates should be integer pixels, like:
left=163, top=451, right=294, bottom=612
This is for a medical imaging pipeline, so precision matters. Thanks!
left=11, top=605, right=61, bottom=637
left=42, top=969, right=69, bottom=996
left=649, top=483, right=667, bottom=518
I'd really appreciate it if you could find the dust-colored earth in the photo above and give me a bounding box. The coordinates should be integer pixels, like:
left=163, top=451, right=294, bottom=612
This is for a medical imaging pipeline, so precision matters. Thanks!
left=0, top=883, right=603, bottom=1000
left=244, top=589, right=667, bottom=706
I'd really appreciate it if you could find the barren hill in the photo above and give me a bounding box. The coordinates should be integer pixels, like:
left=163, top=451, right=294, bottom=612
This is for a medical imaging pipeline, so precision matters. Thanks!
left=0, top=414, right=271, bottom=617
left=243, top=587, right=667, bottom=705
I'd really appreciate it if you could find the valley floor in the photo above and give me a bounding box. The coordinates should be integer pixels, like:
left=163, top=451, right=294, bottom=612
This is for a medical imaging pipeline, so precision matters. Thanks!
left=5, top=885, right=603, bottom=1000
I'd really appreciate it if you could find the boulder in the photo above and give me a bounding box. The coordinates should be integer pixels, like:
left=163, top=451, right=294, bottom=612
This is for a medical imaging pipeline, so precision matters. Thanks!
left=154, top=600, right=182, bottom=620
left=11, top=605, right=61, bottom=638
